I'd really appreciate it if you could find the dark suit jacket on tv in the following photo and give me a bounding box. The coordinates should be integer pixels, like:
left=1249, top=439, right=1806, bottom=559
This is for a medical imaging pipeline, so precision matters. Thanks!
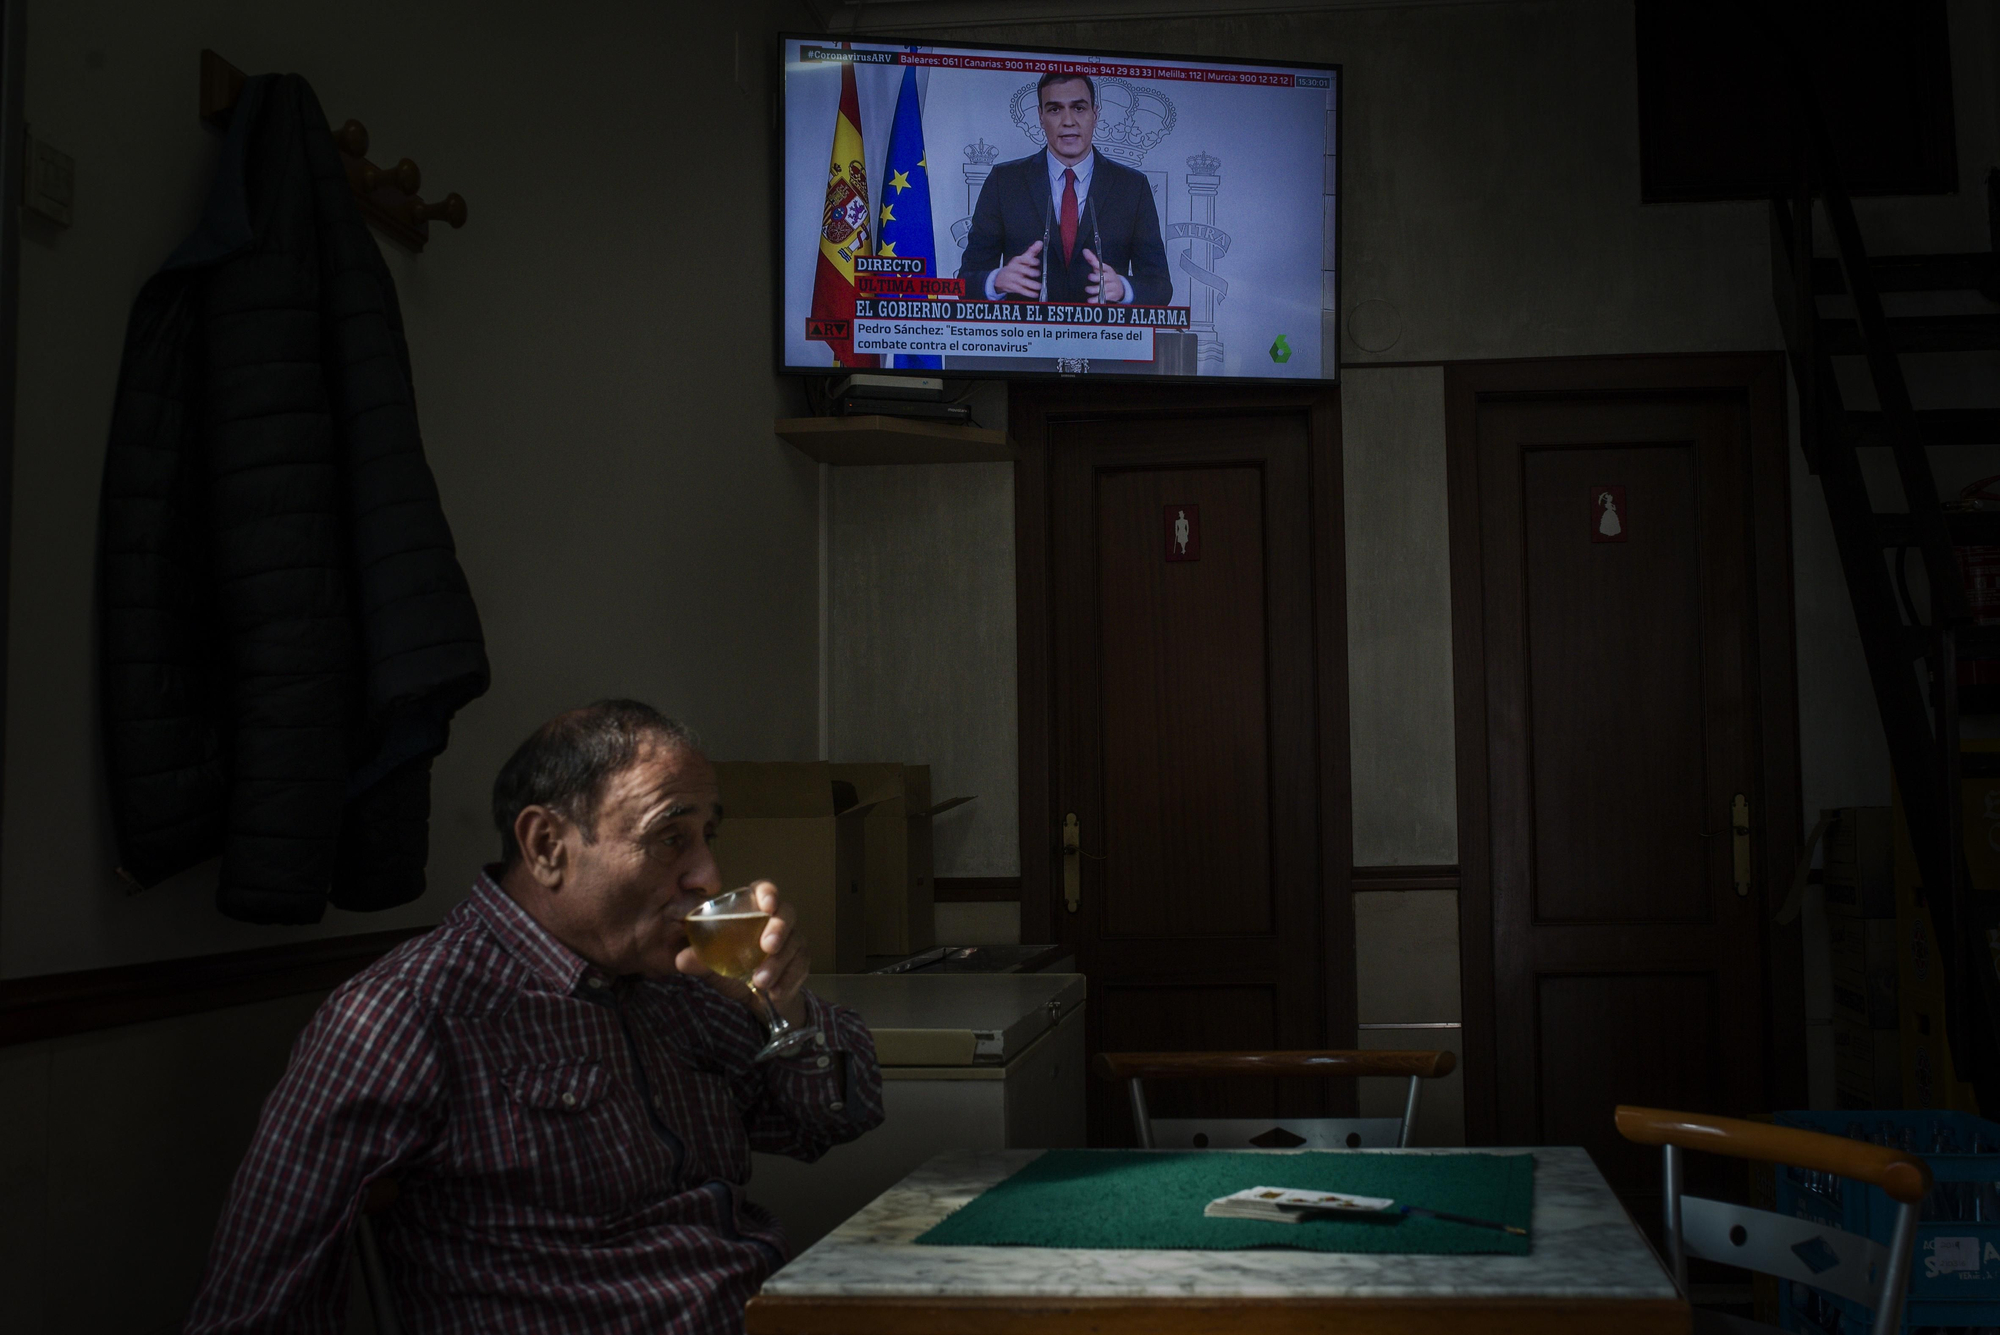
left=958, top=150, right=1172, bottom=306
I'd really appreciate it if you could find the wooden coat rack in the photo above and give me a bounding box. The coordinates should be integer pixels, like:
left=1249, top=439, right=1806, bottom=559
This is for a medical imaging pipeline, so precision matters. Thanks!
left=199, top=49, right=466, bottom=253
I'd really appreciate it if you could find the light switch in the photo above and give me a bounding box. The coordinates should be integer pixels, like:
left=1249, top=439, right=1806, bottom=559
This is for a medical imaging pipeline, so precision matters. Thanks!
left=25, top=129, right=74, bottom=226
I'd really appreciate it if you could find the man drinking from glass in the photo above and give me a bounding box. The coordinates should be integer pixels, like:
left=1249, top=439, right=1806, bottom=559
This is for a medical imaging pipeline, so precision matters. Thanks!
left=186, top=699, right=883, bottom=1334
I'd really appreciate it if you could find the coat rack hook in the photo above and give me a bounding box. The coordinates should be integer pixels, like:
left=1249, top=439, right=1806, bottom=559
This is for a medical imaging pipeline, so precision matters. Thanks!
left=199, top=52, right=465, bottom=254
left=335, top=119, right=369, bottom=158
left=365, top=158, right=421, bottom=196
left=413, top=194, right=467, bottom=229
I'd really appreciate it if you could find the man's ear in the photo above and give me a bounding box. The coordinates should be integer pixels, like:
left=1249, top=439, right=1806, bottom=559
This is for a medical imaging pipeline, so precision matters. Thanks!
left=515, top=806, right=569, bottom=888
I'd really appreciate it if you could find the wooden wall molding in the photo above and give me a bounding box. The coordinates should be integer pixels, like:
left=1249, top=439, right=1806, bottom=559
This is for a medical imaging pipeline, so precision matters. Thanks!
left=1351, top=865, right=1460, bottom=892
left=0, top=928, right=427, bottom=1048
left=936, top=869, right=1456, bottom=902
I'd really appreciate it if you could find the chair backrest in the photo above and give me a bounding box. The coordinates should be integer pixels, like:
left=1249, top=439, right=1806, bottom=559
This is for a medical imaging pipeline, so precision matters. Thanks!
left=1615, top=1105, right=1933, bottom=1335
left=354, top=1177, right=403, bottom=1335
left=1096, top=1049, right=1458, bottom=1150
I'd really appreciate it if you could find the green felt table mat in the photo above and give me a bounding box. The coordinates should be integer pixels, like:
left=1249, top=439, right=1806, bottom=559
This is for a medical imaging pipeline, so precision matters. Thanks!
left=915, top=1150, right=1535, bottom=1254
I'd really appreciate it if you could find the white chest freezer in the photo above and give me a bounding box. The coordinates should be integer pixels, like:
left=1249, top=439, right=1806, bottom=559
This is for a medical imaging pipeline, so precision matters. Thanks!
left=745, top=972, right=1087, bottom=1252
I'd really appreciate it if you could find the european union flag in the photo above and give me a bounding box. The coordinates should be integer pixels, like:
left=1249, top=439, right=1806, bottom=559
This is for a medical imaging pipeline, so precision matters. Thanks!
left=878, top=61, right=940, bottom=370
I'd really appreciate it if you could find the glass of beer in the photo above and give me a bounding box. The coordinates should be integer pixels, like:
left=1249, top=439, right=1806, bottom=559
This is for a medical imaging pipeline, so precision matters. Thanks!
left=682, top=886, right=821, bottom=1060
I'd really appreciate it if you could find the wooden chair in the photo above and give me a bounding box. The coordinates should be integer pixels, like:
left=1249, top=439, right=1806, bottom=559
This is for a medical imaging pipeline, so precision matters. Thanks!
left=1096, top=1049, right=1458, bottom=1149
left=1615, top=1105, right=1933, bottom=1335
left=354, top=1177, right=403, bottom=1335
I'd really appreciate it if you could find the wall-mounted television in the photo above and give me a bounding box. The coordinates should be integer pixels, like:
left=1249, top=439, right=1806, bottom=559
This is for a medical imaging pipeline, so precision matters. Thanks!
left=778, top=35, right=1339, bottom=383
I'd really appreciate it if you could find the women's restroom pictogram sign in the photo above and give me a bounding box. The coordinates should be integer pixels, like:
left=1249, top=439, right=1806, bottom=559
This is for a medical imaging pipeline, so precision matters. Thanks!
left=1591, top=485, right=1626, bottom=543
left=1165, top=505, right=1201, bottom=561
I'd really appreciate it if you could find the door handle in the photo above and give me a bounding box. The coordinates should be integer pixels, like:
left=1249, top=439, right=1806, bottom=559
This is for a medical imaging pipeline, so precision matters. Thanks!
left=1062, top=813, right=1081, bottom=914
left=1732, top=794, right=1751, bottom=897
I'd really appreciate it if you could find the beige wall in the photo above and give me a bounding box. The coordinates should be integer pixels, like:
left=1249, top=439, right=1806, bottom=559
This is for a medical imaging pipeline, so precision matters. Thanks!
left=1342, top=366, right=1455, bottom=867
left=4, top=0, right=823, bottom=981
left=827, top=460, right=1018, bottom=877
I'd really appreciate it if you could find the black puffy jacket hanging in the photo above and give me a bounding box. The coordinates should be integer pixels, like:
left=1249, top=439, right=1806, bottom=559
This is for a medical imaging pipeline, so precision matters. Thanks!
left=99, top=73, right=489, bottom=924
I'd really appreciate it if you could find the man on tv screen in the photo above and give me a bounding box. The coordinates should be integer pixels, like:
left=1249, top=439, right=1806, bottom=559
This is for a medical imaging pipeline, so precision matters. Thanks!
left=959, top=71, right=1171, bottom=307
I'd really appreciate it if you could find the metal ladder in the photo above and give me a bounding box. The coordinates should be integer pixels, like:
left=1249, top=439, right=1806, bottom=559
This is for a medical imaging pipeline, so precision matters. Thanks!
left=1767, top=48, right=2000, bottom=1109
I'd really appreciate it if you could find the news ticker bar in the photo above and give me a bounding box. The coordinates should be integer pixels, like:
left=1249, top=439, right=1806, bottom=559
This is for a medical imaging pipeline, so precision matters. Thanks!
left=856, top=298, right=1190, bottom=328
left=799, top=46, right=1329, bottom=90
left=808, top=300, right=1193, bottom=361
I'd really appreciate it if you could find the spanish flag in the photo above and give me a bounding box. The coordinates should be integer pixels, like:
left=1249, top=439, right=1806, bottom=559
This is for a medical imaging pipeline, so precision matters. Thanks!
left=809, top=51, right=878, bottom=368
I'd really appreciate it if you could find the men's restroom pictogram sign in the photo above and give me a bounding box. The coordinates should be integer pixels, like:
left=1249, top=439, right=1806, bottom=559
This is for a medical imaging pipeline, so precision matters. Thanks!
left=1164, top=505, right=1201, bottom=562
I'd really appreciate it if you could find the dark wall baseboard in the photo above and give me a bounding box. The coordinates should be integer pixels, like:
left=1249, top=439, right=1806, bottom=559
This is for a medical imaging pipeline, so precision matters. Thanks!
left=0, top=865, right=1464, bottom=1049
left=0, top=927, right=428, bottom=1049
left=937, top=868, right=1460, bottom=902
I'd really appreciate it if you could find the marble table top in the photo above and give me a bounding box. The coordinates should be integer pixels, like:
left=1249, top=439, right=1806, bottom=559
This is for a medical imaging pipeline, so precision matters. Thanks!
left=760, top=1146, right=1680, bottom=1301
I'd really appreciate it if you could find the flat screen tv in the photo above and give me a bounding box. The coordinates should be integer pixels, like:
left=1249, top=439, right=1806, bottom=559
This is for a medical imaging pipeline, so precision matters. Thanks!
left=778, top=35, right=1339, bottom=383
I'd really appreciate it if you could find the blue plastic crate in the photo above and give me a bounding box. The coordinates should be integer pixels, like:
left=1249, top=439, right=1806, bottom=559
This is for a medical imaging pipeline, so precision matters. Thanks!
left=1792, top=1287, right=2000, bottom=1327
left=1773, top=1109, right=2000, bottom=1330
left=1783, top=1283, right=2000, bottom=1333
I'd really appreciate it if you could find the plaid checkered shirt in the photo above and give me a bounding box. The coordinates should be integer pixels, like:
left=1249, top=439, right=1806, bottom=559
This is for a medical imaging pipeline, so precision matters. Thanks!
left=185, top=871, right=885, bottom=1334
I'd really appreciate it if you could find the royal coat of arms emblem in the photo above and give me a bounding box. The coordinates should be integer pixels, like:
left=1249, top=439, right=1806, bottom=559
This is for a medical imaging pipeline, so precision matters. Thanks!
left=822, top=159, right=871, bottom=245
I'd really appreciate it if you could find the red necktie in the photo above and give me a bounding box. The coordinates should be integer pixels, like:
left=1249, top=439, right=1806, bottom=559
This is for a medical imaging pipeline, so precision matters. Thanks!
left=1060, top=168, right=1078, bottom=265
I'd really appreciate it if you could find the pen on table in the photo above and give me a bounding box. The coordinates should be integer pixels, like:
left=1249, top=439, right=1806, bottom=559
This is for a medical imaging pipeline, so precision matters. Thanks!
left=1399, top=1205, right=1528, bottom=1237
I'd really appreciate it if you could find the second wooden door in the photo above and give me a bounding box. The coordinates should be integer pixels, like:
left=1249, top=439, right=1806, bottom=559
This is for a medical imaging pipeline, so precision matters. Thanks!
left=1449, top=355, right=1801, bottom=1224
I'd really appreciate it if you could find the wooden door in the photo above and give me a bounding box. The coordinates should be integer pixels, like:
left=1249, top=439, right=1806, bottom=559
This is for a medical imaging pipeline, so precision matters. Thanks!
left=1016, top=385, right=1351, bottom=1146
left=1448, top=356, right=1802, bottom=1224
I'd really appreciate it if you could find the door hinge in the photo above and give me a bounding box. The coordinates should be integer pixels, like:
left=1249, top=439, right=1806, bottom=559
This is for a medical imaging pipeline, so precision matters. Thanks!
left=1062, top=813, right=1081, bottom=914
left=1732, top=794, right=1751, bottom=896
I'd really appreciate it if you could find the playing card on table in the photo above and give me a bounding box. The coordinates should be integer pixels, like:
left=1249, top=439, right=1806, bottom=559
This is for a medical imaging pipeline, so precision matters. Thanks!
left=1203, top=1185, right=1397, bottom=1223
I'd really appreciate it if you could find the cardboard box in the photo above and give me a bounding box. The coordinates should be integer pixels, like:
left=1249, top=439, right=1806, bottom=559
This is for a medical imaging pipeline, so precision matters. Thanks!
left=1892, top=778, right=1982, bottom=1112
left=829, top=763, right=974, bottom=956
left=1824, top=806, right=1894, bottom=918
left=709, top=762, right=880, bottom=975
left=1833, top=1017, right=1900, bottom=1109
left=1964, top=746, right=2000, bottom=892
left=1828, top=916, right=1899, bottom=1029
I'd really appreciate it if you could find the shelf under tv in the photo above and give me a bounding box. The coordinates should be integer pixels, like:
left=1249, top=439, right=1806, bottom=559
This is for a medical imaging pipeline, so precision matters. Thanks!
left=774, top=415, right=1013, bottom=466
